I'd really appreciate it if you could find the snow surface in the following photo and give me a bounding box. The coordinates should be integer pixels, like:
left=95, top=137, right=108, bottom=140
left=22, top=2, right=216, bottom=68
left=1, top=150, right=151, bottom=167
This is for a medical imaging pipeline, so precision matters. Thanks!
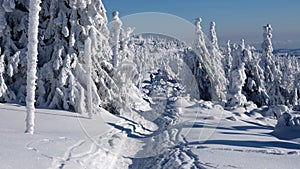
left=1, top=70, right=300, bottom=169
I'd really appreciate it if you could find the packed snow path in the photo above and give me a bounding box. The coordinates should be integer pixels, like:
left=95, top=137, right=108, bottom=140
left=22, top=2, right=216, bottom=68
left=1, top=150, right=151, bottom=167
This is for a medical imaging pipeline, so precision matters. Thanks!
left=129, top=70, right=205, bottom=169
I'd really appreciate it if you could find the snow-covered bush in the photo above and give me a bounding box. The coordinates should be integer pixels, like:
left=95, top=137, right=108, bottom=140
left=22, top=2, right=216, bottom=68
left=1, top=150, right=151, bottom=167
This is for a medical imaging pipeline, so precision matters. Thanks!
left=275, top=112, right=300, bottom=128
left=263, top=105, right=289, bottom=119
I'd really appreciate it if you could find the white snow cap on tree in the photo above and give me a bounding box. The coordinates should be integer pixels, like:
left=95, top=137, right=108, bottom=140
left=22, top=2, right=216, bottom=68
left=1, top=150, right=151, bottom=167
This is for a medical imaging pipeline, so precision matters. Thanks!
left=262, top=24, right=273, bottom=56
left=110, top=10, right=122, bottom=67
left=209, top=21, right=219, bottom=50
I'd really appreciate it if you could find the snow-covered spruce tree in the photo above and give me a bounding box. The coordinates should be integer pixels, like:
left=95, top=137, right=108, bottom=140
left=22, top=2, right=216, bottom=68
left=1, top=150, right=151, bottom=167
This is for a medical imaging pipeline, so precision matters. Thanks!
left=260, top=24, right=285, bottom=106
left=25, top=0, right=41, bottom=134
left=36, top=0, right=120, bottom=114
left=281, top=57, right=296, bottom=104
left=226, top=40, right=247, bottom=107
left=193, top=18, right=226, bottom=102
left=242, top=43, right=269, bottom=107
left=260, top=24, right=275, bottom=85
left=207, top=21, right=227, bottom=100
left=109, top=10, right=122, bottom=67
left=0, top=0, right=27, bottom=103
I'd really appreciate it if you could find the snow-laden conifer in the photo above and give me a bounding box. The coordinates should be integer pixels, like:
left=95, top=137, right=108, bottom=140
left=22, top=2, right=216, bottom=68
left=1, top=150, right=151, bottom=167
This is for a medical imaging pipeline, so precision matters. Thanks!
left=194, top=18, right=226, bottom=102
left=226, top=40, right=247, bottom=107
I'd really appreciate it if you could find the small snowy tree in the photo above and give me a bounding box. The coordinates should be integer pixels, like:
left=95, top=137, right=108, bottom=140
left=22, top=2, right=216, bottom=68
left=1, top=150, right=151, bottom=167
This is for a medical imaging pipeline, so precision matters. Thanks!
left=25, top=0, right=41, bottom=134
left=226, top=40, right=247, bottom=107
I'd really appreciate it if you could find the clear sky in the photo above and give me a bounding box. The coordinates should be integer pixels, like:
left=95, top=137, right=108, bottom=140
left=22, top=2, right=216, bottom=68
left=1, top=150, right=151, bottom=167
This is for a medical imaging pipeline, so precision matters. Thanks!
left=103, top=0, right=300, bottom=49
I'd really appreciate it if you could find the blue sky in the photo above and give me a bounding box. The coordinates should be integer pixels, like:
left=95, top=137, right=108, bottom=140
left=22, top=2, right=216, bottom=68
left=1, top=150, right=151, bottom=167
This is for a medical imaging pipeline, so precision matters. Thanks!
left=103, top=0, right=300, bottom=49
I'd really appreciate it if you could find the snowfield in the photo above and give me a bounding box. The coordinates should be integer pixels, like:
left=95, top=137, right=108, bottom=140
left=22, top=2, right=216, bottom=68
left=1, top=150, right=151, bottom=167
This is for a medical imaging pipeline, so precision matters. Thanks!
left=1, top=78, right=300, bottom=169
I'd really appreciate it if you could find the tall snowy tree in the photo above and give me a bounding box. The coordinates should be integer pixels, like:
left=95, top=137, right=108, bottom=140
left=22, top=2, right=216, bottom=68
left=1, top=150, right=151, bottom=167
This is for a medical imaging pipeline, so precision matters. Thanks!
left=260, top=24, right=285, bottom=105
left=260, top=24, right=275, bottom=85
left=194, top=18, right=226, bottom=102
left=25, top=0, right=41, bottom=134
